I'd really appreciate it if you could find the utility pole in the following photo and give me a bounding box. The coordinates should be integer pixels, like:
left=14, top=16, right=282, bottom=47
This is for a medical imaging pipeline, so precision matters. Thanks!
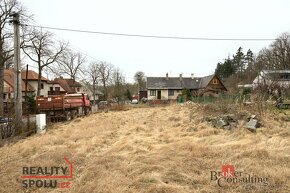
left=10, top=13, right=22, bottom=131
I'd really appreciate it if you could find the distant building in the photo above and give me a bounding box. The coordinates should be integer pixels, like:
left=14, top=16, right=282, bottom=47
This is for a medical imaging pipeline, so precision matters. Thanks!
left=53, top=78, right=84, bottom=94
left=253, top=70, right=290, bottom=89
left=146, top=73, right=227, bottom=101
left=21, top=70, right=55, bottom=97
left=79, top=80, right=103, bottom=101
left=4, top=69, right=35, bottom=101
left=4, top=69, right=87, bottom=98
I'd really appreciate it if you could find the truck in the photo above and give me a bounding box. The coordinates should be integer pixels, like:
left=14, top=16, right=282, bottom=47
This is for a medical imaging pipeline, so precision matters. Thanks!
left=36, top=93, right=91, bottom=121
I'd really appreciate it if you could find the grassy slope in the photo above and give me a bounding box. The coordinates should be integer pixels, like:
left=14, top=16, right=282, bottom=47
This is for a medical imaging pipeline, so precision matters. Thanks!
left=0, top=104, right=289, bottom=193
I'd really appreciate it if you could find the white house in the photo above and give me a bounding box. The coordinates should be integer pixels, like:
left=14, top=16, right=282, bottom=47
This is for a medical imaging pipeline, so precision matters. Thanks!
left=253, top=70, right=290, bottom=89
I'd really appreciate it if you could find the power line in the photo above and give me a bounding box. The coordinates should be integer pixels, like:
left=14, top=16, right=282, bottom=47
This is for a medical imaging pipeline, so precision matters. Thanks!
left=23, top=24, right=278, bottom=41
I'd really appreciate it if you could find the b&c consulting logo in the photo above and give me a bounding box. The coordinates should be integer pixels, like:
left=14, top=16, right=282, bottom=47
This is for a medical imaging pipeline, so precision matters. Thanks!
left=21, top=157, right=73, bottom=189
left=210, top=164, right=269, bottom=188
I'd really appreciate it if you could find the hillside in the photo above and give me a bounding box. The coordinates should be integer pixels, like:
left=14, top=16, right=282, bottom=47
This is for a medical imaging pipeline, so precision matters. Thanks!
left=0, top=104, right=289, bottom=193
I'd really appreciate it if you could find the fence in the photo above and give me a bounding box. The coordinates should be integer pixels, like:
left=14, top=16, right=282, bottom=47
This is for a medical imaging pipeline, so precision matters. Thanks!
left=0, top=122, right=14, bottom=139
left=191, top=94, right=250, bottom=104
left=1, top=102, right=36, bottom=140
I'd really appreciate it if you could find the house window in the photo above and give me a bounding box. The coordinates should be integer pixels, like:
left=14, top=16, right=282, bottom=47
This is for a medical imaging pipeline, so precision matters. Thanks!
left=55, top=87, right=60, bottom=91
left=77, top=87, right=80, bottom=92
left=50, top=87, right=53, bottom=91
left=150, top=90, right=156, bottom=96
left=168, top=90, right=174, bottom=96
left=41, top=83, right=44, bottom=89
left=280, top=74, right=290, bottom=80
left=212, top=79, right=218, bottom=84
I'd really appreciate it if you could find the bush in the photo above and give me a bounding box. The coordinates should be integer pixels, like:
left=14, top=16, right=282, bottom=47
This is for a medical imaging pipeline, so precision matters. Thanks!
left=182, top=89, right=191, bottom=101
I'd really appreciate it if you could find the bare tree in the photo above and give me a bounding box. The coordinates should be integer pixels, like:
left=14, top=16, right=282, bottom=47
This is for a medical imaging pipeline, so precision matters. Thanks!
left=50, top=50, right=86, bottom=93
left=112, top=68, right=125, bottom=102
left=134, top=71, right=146, bottom=99
left=271, top=33, right=290, bottom=70
left=98, top=62, right=113, bottom=100
left=134, top=71, right=146, bottom=89
left=256, top=33, right=290, bottom=70
left=22, top=28, right=67, bottom=96
left=54, top=50, right=86, bottom=81
left=86, top=61, right=100, bottom=104
left=134, top=71, right=145, bottom=85
left=0, top=0, right=27, bottom=115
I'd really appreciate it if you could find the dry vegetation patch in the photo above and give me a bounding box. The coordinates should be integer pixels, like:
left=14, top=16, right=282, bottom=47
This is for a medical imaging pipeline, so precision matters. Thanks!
left=0, top=104, right=289, bottom=193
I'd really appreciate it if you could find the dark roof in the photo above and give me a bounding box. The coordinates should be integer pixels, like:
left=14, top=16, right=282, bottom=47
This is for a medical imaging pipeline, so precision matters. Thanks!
left=199, top=74, right=215, bottom=88
left=147, top=74, right=215, bottom=89
left=261, top=70, right=290, bottom=80
left=79, top=82, right=104, bottom=95
left=262, top=70, right=290, bottom=74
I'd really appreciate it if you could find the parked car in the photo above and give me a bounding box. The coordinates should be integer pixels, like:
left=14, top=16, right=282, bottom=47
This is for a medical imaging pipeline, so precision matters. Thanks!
left=141, top=97, right=148, bottom=103
left=0, top=117, right=12, bottom=124
left=98, top=101, right=110, bottom=109
left=131, top=99, right=138, bottom=104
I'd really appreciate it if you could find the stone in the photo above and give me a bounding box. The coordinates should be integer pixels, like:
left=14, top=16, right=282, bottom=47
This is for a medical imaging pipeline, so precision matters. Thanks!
left=245, top=119, right=258, bottom=132
left=216, top=118, right=227, bottom=128
left=224, top=125, right=232, bottom=130
left=229, top=122, right=238, bottom=128
left=251, top=115, right=256, bottom=119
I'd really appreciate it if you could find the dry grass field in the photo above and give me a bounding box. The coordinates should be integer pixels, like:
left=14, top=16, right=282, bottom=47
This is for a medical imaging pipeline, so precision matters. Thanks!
left=0, top=103, right=289, bottom=193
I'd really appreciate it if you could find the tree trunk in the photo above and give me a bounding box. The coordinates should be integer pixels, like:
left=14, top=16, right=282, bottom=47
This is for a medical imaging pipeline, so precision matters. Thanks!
left=103, top=82, right=107, bottom=100
left=37, top=67, right=42, bottom=96
left=72, top=76, right=76, bottom=93
left=0, top=63, right=4, bottom=116
left=93, top=82, right=96, bottom=105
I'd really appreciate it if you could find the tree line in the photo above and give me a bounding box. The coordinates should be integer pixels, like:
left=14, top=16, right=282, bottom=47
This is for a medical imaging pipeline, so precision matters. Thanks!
left=215, top=33, right=290, bottom=92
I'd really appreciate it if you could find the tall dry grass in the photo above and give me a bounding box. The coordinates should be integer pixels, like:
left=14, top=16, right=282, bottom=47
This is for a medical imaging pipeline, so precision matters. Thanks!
left=0, top=103, right=289, bottom=193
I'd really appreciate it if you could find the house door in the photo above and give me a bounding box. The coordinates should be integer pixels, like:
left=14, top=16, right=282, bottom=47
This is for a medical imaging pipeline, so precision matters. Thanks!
left=157, top=90, right=161, bottom=100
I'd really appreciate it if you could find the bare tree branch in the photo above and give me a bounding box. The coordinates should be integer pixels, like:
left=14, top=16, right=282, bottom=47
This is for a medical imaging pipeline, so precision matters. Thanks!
left=22, top=28, right=68, bottom=96
left=0, top=0, right=30, bottom=115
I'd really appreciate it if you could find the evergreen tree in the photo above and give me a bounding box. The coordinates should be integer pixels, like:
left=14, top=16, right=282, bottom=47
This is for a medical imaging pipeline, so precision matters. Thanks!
left=233, top=47, right=245, bottom=75
left=215, top=57, right=236, bottom=80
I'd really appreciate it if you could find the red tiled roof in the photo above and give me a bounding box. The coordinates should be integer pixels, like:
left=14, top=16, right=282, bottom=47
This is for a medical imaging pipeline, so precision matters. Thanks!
left=64, top=79, right=82, bottom=87
left=54, top=78, right=82, bottom=93
left=4, top=70, right=35, bottom=92
left=21, top=70, right=47, bottom=81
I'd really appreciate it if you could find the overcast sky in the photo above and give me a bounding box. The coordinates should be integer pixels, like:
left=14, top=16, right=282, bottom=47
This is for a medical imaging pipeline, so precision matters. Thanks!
left=23, top=0, right=290, bottom=82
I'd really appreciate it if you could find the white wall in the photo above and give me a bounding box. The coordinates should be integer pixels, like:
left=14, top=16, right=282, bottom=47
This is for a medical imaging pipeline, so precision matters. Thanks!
left=29, top=81, right=66, bottom=96
left=168, top=89, right=182, bottom=100
left=148, top=89, right=181, bottom=100
left=48, top=83, right=65, bottom=92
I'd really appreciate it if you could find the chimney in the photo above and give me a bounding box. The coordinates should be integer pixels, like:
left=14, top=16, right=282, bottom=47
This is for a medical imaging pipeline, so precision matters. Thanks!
left=191, top=73, right=194, bottom=79
left=179, top=73, right=182, bottom=81
left=166, top=73, right=169, bottom=80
